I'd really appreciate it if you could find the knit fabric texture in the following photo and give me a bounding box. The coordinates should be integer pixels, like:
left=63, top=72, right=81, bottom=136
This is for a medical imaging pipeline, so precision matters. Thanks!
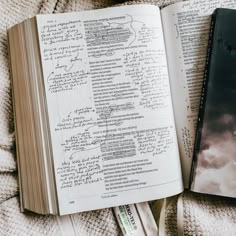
left=1, top=0, right=236, bottom=235
left=182, top=191, right=236, bottom=236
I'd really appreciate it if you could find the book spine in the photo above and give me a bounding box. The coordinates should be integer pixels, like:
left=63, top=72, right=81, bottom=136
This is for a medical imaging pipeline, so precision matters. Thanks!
left=189, top=10, right=218, bottom=189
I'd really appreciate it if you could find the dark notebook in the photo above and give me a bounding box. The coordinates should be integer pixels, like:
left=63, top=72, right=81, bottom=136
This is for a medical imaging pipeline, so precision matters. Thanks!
left=190, top=8, right=236, bottom=198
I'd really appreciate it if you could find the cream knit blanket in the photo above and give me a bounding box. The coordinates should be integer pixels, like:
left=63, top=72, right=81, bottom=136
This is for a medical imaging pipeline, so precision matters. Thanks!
left=1, top=0, right=236, bottom=235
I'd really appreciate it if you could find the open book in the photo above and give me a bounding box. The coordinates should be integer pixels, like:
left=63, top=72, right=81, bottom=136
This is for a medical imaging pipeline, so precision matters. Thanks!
left=8, top=0, right=236, bottom=215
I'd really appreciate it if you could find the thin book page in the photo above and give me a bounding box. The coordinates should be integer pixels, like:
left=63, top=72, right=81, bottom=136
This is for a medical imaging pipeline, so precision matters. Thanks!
left=189, top=0, right=236, bottom=15
left=161, top=0, right=236, bottom=187
left=37, top=5, right=183, bottom=215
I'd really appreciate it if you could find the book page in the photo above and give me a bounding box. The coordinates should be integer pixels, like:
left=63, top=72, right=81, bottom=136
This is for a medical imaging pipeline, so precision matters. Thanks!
left=36, top=5, right=183, bottom=215
left=190, top=0, right=236, bottom=15
left=161, top=0, right=236, bottom=187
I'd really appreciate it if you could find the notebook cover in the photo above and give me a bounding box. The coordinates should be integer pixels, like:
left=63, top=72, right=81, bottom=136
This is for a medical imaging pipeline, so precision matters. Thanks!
left=190, top=8, right=236, bottom=198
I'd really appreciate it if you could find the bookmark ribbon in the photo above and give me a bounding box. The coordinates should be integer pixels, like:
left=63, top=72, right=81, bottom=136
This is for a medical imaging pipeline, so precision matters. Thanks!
left=56, top=215, right=77, bottom=236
